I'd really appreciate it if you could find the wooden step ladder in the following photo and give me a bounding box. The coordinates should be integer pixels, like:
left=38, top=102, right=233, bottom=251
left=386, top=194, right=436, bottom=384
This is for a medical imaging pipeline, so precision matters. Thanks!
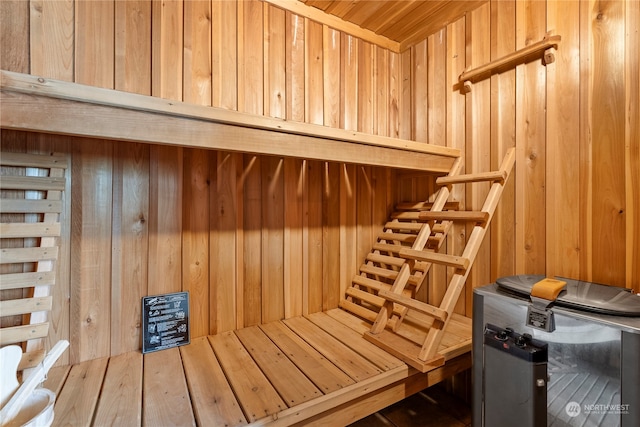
left=340, top=148, right=515, bottom=372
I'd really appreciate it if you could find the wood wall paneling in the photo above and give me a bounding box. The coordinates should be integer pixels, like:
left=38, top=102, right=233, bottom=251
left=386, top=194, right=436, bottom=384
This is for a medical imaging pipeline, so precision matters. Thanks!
left=1, top=0, right=638, bottom=365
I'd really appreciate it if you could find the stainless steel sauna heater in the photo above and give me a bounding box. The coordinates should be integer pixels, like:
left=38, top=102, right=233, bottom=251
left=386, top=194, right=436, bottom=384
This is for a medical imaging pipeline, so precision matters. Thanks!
left=473, top=275, right=640, bottom=427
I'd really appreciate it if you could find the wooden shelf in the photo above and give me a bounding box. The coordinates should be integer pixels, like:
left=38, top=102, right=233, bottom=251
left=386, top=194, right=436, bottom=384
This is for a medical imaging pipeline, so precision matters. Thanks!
left=459, top=34, right=561, bottom=92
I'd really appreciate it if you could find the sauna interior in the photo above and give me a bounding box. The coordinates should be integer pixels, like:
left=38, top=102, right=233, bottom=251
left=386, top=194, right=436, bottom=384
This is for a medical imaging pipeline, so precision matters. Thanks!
left=1, top=0, right=639, bottom=426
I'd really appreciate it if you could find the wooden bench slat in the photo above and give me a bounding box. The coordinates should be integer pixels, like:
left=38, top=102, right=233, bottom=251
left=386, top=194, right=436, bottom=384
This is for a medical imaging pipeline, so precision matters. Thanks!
left=0, top=199, right=63, bottom=214
left=235, top=326, right=322, bottom=407
left=143, top=347, right=196, bottom=427
left=306, top=312, right=404, bottom=371
left=0, top=222, right=61, bottom=238
left=0, top=271, right=56, bottom=291
left=365, top=252, right=405, bottom=267
left=180, top=337, right=245, bottom=427
left=209, top=332, right=287, bottom=422
left=93, top=351, right=143, bottom=426
left=283, top=317, right=382, bottom=382
left=258, top=321, right=355, bottom=394
left=52, top=357, right=109, bottom=426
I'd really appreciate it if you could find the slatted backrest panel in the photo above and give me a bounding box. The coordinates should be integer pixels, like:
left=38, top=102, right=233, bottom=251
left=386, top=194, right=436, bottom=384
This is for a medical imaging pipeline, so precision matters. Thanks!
left=0, top=151, right=67, bottom=371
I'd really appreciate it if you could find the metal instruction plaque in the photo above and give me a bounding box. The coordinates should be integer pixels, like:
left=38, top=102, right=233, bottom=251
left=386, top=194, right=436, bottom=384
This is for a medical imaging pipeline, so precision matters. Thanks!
left=142, top=291, right=190, bottom=354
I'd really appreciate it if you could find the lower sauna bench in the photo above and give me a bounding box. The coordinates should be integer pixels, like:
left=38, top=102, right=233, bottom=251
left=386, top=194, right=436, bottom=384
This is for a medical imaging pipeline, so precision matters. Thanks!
left=42, top=309, right=472, bottom=427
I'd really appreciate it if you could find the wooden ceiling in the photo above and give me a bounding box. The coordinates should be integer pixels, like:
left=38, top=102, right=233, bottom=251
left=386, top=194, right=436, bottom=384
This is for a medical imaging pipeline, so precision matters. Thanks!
left=299, top=0, right=487, bottom=50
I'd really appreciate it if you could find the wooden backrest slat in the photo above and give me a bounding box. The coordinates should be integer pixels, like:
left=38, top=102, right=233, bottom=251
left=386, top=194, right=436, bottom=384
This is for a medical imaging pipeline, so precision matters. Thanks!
left=0, top=271, right=56, bottom=291
left=1, top=151, right=68, bottom=169
left=0, top=222, right=61, bottom=238
left=0, top=199, right=63, bottom=214
left=0, top=175, right=66, bottom=191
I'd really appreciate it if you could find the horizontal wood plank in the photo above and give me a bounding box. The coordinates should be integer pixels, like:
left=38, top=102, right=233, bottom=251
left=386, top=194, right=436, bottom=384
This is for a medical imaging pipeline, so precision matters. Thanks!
left=0, top=175, right=66, bottom=191
left=0, top=296, right=52, bottom=316
left=0, top=246, right=58, bottom=264
left=0, top=322, right=49, bottom=345
left=0, top=222, right=61, bottom=238
left=0, top=271, right=56, bottom=291
left=0, top=199, right=63, bottom=214
left=0, top=151, right=68, bottom=169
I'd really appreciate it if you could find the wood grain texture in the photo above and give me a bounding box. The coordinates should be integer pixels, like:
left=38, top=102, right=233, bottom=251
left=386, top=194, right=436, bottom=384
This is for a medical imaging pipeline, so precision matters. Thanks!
left=115, top=0, right=151, bottom=95
left=591, top=0, right=626, bottom=286
left=29, top=0, right=74, bottom=81
left=70, top=141, right=113, bottom=362
left=75, top=0, right=114, bottom=89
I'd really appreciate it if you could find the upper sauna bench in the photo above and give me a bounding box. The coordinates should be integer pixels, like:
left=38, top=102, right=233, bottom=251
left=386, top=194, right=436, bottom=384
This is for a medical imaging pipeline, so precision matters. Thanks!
left=0, top=70, right=459, bottom=173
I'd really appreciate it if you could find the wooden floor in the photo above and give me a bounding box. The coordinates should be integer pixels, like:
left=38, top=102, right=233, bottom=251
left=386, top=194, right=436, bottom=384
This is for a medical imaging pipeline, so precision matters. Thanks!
left=41, top=308, right=471, bottom=426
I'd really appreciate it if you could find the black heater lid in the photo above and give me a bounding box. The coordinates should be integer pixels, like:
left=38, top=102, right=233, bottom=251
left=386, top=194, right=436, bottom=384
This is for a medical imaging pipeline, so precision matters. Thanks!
left=495, top=275, right=640, bottom=317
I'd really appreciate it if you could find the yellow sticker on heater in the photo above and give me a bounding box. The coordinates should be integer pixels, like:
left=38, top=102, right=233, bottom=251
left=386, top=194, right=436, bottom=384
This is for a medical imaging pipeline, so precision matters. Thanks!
left=530, top=277, right=566, bottom=301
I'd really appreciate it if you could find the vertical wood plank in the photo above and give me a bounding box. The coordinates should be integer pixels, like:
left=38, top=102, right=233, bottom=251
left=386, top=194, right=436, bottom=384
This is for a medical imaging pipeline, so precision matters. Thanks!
left=341, top=33, right=358, bottom=131
left=466, top=3, right=491, bottom=292
left=261, top=157, right=285, bottom=322
left=358, top=40, right=374, bottom=135
left=211, top=0, right=237, bottom=110
left=306, top=19, right=324, bottom=125
left=286, top=11, right=305, bottom=122
left=305, top=160, right=323, bottom=314
left=545, top=0, right=581, bottom=280
left=515, top=0, right=547, bottom=275
left=412, top=39, right=428, bottom=143
left=242, top=155, right=262, bottom=327
left=489, top=0, right=517, bottom=285
left=446, top=17, right=467, bottom=315
left=388, top=50, right=402, bottom=139
left=324, top=26, right=341, bottom=129
left=70, top=141, right=113, bottom=362
left=111, top=142, right=149, bottom=355
left=75, top=0, right=114, bottom=88
left=626, top=0, right=640, bottom=293
left=427, top=28, right=447, bottom=308
left=182, top=149, right=210, bottom=338
left=284, top=158, right=304, bottom=317
left=211, top=152, right=240, bottom=334
left=323, top=162, right=341, bottom=310
left=238, top=0, right=264, bottom=114
left=30, top=0, right=74, bottom=80
left=591, top=0, right=626, bottom=286
left=1, top=0, right=29, bottom=73
left=152, top=0, right=183, bottom=100
left=148, top=146, right=183, bottom=296
left=184, top=0, right=212, bottom=106
left=115, top=0, right=152, bottom=95
left=265, top=4, right=286, bottom=119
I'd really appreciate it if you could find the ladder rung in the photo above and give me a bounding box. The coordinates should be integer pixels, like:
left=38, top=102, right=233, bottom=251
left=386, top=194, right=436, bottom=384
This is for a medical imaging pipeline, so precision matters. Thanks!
left=378, top=232, right=416, bottom=244
left=377, top=290, right=448, bottom=322
left=418, top=211, right=489, bottom=224
left=346, top=286, right=384, bottom=306
left=366, top=253, right=405, bottom=267
left=395, top=201, right=461, bottom=211
left=359, top=264, right=423, bottom=286
left=372, top=242, right=406, bottom=255
left=436, top=169, right=507, bottom=186
left=399, top=249, right=470, bottom=272
left=352, top=275, right=392, bottom=292
left=384, top=221, right=448, bottom=234
left=384, top=221, right=423, bottom=232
